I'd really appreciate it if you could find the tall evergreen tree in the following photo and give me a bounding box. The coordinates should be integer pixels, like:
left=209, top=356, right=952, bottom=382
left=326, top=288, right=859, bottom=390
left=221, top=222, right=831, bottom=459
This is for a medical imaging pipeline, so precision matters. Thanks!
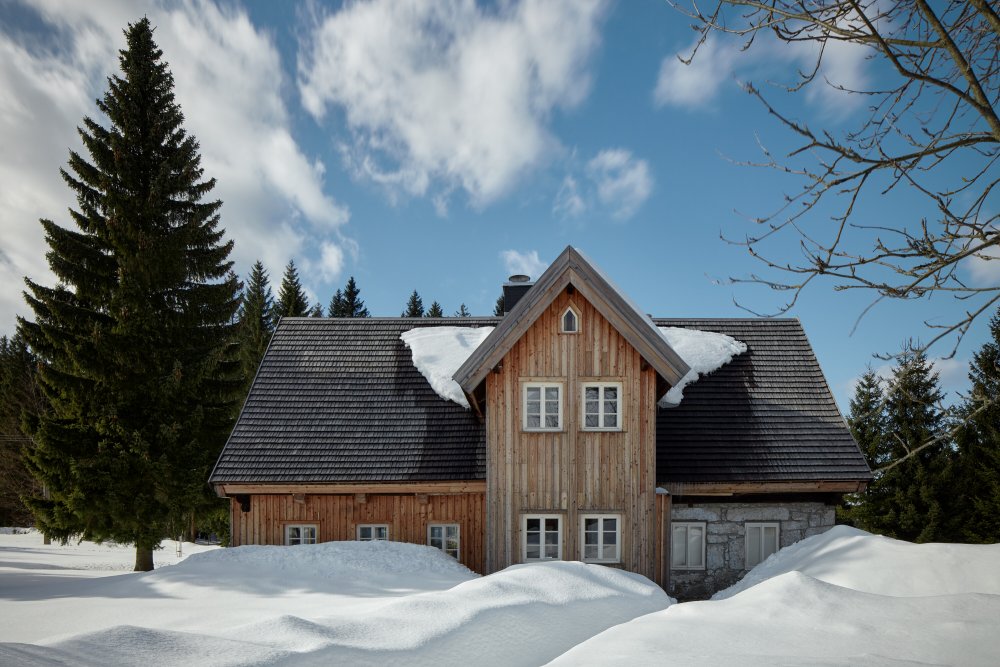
left=948, top=308, right=1000, bottom=542
left=839, top=369, right=888, bottom=528
left=493, top=294, right=505, bottom=316
left=402, top=290, right=424, bottom=317
left=454, top=303, right=471, bottom=317
left=0, top=333, right=47, bottom=526
left=273, top=260, right=309, bottom=323
left=236, top=261, right=274, bottom=392
left=18, top=19, right=241, bottom=570
left=425, top=301, right=444, bottom=318
left=308, top=303, right=324, bottom=317
left=329, top=277, right=369, bottom=317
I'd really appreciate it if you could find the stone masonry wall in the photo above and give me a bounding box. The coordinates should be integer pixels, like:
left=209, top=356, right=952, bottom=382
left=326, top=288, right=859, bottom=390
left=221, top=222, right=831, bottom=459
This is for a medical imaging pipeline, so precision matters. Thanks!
left=669, top=501, right=836, bottom=600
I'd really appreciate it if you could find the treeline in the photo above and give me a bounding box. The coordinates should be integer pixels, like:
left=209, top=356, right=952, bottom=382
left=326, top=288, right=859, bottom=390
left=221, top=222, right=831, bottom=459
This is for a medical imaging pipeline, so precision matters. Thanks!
left=841, top=310, right=1000, bottom=544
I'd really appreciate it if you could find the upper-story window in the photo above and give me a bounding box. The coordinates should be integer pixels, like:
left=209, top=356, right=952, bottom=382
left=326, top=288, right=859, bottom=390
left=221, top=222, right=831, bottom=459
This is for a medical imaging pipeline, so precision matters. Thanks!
left=523, top=383, right=563, bottom=431
left=561, top=307, right=579, bottom=333
left=582, top=382, right=621, bottom=430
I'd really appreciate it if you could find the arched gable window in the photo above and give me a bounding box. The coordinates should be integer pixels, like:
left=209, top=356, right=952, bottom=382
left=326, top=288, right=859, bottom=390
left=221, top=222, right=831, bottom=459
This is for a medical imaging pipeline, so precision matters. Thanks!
left=561, top=306, right=579, bottom=333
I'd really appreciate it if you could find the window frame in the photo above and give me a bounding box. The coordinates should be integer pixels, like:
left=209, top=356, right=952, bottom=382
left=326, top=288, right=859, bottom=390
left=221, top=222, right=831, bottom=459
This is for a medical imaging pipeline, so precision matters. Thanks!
left=560, top=306, right=580, bottom=334
left=581, top=382, right=623, bottom=431
left=522, top=514, right=563, bottom=562
left=670, top=521, right=707, bottom=571
left=522, top=382, right=564, bottom=432
left=427, top=523, right=460, bottom=560
left=745, top=522, right=781, bottom=569
left=356, top=524, right=389, bottom=541
left=579, top=514, right=621, bottom=564
left=284, top=523, right=318, bottom=546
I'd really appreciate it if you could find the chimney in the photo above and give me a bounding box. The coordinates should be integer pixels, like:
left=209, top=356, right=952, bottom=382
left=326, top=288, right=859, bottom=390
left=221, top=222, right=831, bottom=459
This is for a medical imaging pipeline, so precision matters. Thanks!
left=503, top=274, right=534, bottom=314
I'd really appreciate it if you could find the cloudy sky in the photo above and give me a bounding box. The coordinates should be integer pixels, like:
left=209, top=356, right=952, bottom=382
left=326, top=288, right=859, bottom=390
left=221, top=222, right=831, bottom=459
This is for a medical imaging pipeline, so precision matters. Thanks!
left=0, top=0, right=994, bottom=409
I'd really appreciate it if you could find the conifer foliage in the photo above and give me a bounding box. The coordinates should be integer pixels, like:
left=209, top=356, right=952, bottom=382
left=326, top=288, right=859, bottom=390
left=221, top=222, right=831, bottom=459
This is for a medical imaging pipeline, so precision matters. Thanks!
left=425, top=301, right=444, bottom=318
left=402, top=290, right=424, bottom=317
left=328, top=277, right=369, bottom=317
left=493, top=294, right=505, bottom=316
left=454, top=304, right=471, bottom=317
left=236, top=261, right=274, bottom=392
left=18, top=19, right=241, bottom=571
left=272, top=260, right=310, bottom=323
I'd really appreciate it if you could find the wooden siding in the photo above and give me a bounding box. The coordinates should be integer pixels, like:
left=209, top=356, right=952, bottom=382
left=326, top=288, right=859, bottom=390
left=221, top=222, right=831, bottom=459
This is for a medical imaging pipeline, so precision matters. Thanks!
left=230, top=492, right=486, bottom=574
left=485, top=289, right=660, bottom=578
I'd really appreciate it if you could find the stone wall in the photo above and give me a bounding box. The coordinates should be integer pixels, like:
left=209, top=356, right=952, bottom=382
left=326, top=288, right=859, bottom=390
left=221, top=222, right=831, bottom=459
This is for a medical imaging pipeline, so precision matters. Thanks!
left=668, top=501, right=836, bottom=600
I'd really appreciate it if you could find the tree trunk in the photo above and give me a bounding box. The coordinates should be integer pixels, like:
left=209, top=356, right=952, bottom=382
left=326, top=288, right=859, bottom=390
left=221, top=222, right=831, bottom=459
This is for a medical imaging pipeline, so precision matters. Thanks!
left=134, top=545, right=154, bottom=571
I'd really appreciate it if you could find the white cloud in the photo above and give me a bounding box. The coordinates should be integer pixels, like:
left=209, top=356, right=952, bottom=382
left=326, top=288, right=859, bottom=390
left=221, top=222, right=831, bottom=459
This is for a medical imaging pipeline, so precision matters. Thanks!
left=553, top=176, right=586, bottom=219
left=966, top=242, right=1000, bottom=285
left=299, top=0, right=608, bottom=209
left=585, top=149, right=654, bottom=221
left=501, top=250, right=547, bottom=280
left=653, top=37, right=739, bottom=109
left=0, top=0, right=352, bottom=335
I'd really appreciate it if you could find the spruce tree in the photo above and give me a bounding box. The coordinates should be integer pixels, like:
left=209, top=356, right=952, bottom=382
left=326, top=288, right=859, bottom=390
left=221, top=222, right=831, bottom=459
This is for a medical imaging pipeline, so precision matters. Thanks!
left=18, top=19, right=241, bottom=570
left=402, top=290, right=424, bottom=317
left=425, top=301, right=444, bottom=318
left=839, top=369, right=888, bottom=528
left=493, top=294, right=505, bottom=316
left=949, top=308, right=1000, bottom=542
left=327, top=289, right=345, bottom=317
left=454, top=304, right=471, bottom=317
left=236, top=261, right=274, bottom=392
left=308, top=303, right=324, bottom=317
left=273, top=260, right=309, bottom=324
left=341, top=277, right=369, bottom=317
left=0, top=333, right=47, bottom=526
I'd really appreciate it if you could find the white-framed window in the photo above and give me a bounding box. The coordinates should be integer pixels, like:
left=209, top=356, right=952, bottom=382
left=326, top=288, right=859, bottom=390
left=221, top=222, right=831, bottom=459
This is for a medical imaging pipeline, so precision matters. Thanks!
left=580, top=514, right=620, bottom=563
left=428, top=524, right=460, bottom=559
left=561, top=307, right=579, bottom=333
left=522, top=514, right=562, bottom=561
left=582, top=383, right=622, bottom=430
left=745, top=522, right=780, bottom=568
left=285, top=524, right=317, bottom=546
left=671, top=522, right=706, bottom=570
left=357, top=524, right=389, bottom=541
left=523, top=383, right=563, bottom=431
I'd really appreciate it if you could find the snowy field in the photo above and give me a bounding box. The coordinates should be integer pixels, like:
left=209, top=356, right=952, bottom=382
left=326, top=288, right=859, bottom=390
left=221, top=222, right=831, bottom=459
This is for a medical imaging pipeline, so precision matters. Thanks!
left=1, top=526, right=998, bottom=666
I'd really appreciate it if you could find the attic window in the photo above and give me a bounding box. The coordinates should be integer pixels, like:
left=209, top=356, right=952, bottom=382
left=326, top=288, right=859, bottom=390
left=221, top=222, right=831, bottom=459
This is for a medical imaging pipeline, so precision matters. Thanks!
left=561, top=307, right=579, bottom=333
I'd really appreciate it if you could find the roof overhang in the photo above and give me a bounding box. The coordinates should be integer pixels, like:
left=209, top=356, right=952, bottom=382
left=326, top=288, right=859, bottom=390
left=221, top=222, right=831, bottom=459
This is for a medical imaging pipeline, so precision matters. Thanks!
left=453, top=246, right=690, bottom=397
left=661, top=480, right=869, bottom=496
left=214, top=481, right=487, bottom=497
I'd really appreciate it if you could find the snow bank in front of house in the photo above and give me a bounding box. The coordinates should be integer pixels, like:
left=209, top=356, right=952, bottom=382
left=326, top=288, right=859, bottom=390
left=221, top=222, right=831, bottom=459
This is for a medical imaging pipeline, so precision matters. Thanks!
left=402, top=326, right=495, bottom=408
left=657, top=327, right=746, bottom=406
left=712, top=524, right=1000, bottom=599
left=547, top=527, right=1000, bottom=666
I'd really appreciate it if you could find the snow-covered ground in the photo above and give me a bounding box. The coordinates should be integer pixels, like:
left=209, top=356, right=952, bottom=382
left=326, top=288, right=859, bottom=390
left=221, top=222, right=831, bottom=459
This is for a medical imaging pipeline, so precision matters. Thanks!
left=2, top=526, right=998, bottom=666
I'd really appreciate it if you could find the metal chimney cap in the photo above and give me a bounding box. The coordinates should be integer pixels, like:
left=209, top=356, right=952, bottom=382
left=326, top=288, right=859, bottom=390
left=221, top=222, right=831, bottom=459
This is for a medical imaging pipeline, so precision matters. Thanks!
left=507, top=274, right=531, bottom=283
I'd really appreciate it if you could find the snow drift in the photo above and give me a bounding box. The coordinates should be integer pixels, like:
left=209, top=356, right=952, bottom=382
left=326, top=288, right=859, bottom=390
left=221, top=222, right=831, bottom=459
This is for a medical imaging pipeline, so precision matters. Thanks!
left=401, top=326, right=494, bottom=408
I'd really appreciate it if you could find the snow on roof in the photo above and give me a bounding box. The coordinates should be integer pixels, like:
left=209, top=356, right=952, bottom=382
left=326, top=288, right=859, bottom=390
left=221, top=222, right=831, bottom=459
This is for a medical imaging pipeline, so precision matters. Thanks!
left=657, top=327, right=747, bottom=406
left=401, top=326, right=495, bottom=408
left=403, top=325, right=743, bottom=407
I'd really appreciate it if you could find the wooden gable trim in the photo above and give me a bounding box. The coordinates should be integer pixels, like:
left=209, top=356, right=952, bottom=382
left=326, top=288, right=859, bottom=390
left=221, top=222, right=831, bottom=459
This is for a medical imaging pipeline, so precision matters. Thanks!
left=453, top=246, right=690, bottom=398
left=662, top=480, right=868, bottom=496
left=215, top=481, right=487, bottom=497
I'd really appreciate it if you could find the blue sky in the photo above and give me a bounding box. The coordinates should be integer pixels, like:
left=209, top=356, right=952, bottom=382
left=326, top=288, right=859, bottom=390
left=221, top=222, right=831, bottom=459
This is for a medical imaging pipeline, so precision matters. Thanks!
left=1, top=0, right=995, bottom=410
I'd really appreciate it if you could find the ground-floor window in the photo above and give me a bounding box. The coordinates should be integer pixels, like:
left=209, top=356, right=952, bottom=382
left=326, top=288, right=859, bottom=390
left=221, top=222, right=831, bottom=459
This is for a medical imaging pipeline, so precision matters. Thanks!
left=285, top=524, right=317, bottom=546
left=580, top=514, right=620, bottom=563
left=357, top=524, right=389, bottom=541
left=745, top=522, right=780, bottom=568
left=428, top=524, right=460, bottom=559
left=523, top=514, right=562, bottom=561
left=671, top=522, right=706, bottom=570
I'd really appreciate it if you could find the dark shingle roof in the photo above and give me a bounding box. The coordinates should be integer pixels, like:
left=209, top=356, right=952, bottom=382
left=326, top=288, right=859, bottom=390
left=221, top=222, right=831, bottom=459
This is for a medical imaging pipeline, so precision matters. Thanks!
left=209, top=317, right=494, bottom=484
left=654, top=318, right=872, bottom=483
left=211, top=316, right=871, bottom=486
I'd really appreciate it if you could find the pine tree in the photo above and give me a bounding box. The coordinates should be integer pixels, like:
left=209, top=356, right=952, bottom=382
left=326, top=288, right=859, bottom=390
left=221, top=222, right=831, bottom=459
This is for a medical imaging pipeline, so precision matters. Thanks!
left=454, top=303, right=471, bottom=317
left=327, top=289, right=345, bottom=317
left=839, top=369, right=887, bottom=528
left=236, top=261, right=274, bottom=393
left=402, top=290, right=424, bottom=317
left=425, top=301, right=444, bottom=318
left=273, top=260, right=309, bottom=324
left=949, top=308, right=1000, bottom=542
left=493, top=294, right=505, bottom=316
left=18, top=19, right=241, bottom=570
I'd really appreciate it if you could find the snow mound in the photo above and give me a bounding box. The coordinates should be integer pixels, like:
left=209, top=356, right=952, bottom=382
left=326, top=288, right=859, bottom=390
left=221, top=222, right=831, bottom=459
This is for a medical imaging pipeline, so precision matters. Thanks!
left=549, top=570, right=1000, bottom=666
left=658, top=327, right=747, bottom=406
left=402, top=326, right=495, bottom=407
left=713, top=524, right=1000, bottom=599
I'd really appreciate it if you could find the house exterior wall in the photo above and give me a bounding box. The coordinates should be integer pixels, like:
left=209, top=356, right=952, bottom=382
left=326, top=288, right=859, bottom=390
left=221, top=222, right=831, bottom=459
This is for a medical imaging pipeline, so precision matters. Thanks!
left=484, top=289, right=660, bottom=578
left=230, top=492, right=487, bottom=573
left=669, top=500, right=837, bottom=599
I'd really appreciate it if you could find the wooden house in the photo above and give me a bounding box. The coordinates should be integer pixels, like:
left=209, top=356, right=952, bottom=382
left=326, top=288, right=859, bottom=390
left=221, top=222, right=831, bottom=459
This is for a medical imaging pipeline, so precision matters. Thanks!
left=210, top=247, right=871, bottom=598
